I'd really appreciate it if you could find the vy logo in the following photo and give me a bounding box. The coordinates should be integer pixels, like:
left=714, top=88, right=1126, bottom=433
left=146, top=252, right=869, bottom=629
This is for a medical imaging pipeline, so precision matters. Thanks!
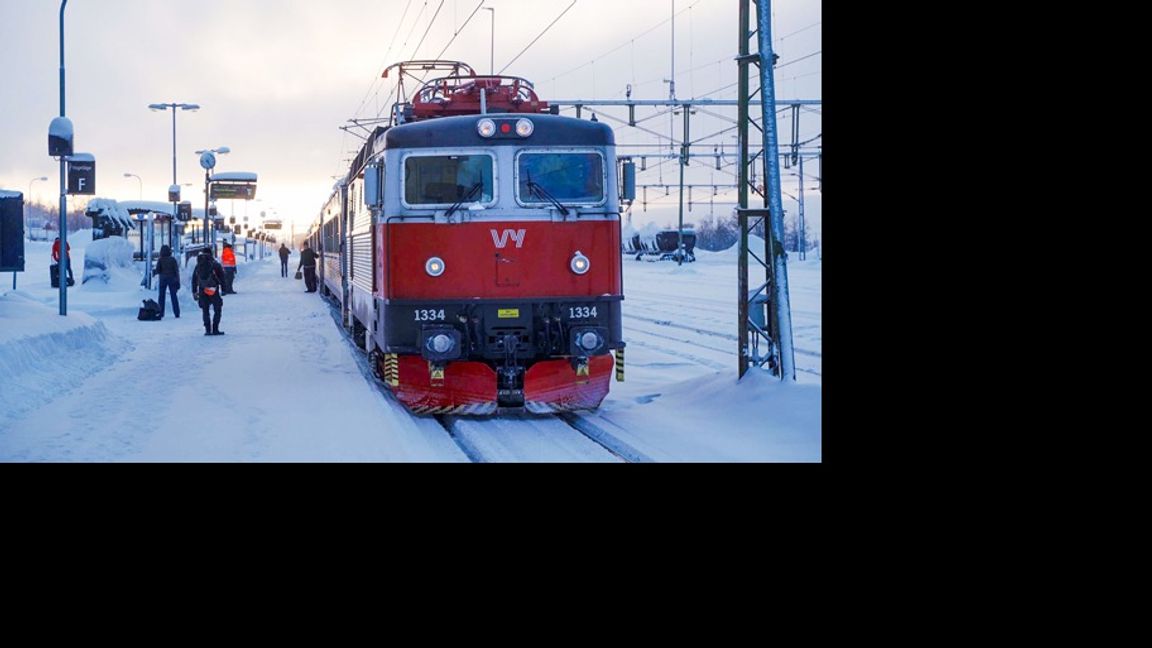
left=490, top=229, right=526, bottom=249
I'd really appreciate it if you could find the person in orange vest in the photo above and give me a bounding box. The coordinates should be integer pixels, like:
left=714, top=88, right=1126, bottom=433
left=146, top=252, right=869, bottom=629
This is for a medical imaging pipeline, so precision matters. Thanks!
left=52, top=236, right=75, bottom=284
left=221, top=240, right=238, bottom=294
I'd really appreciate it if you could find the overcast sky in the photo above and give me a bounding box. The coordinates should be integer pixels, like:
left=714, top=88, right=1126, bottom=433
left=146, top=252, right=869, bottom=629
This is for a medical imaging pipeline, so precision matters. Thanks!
left=0, top=0, right=820, bottom=233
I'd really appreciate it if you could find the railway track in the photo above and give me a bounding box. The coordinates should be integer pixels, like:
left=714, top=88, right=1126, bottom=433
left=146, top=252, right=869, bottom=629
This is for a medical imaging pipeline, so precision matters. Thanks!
left=624, top=320, right=822, bottom=377
left=435, top=412, right=653, bottom=463
left=326, top=295, right=652, bottom=463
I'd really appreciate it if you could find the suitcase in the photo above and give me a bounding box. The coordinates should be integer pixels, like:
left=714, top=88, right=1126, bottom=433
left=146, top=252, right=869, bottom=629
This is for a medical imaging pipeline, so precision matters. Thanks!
left=50, top=264, right=75, bottom=287
left=137, top=299, right=162, bottom=321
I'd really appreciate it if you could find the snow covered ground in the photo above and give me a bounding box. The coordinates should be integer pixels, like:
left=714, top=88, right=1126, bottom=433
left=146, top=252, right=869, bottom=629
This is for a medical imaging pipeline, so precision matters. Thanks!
left=0, top=232, right=821, bottom=462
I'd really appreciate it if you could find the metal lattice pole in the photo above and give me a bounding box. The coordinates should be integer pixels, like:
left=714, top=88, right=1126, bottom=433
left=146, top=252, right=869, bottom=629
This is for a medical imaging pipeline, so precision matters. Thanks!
left=756, top=0, right=796, bottom=380
left=737, top=0, right=751, bottom=377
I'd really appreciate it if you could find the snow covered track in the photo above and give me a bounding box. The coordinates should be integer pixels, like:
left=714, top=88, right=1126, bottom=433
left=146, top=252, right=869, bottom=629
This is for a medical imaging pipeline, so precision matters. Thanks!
left=557, top=413, right=655, bottom=463
left=435, top=414, right=628, bottom=463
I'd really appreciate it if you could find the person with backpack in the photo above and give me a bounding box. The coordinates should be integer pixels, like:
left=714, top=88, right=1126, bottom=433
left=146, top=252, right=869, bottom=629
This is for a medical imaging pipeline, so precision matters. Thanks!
left=153, top=244, right=181, bottom=319
left=191, top=249, right=227, bottom=336
left=221, top=240, right=238, bottom=294
left=278, top=243, right=290, bottom=278
left=297, top=241, right=319, bottom=293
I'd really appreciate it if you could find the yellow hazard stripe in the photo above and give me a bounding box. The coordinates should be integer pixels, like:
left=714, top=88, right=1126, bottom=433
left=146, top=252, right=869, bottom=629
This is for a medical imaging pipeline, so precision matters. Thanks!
left=385, top=354, right=399, bottom=387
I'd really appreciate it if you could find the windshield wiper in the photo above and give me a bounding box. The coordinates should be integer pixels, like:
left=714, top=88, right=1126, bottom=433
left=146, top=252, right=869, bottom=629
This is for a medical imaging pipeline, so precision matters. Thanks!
left=525, top=172, right=570, bottom=216
left=445, top=182, right=483, bottom=219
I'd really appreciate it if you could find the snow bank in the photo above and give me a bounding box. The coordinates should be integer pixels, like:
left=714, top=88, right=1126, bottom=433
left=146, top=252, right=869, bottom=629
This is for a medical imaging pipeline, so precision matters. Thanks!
left=715, top=234, right=768, bottom=259
left=0, top=292, right=130, bottom=427
left=601, top=369, right=821, bottom=462
left=82, top=236, right=137, bottom=286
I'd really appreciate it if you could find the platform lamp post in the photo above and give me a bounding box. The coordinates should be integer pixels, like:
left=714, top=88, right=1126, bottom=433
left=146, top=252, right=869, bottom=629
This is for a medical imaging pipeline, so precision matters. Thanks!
left=149, top=102, right=198, bottom=254
left=15, top=177, right=49, bottom=290
left=28, top=176, right=48, bottom=201
left=123, top=172, right=142, bottom=200
left=195, top=146, right=229, bottom=251
left=483, top=6, right=495, bottom=75
left=28, top=177, right=48, bottom=238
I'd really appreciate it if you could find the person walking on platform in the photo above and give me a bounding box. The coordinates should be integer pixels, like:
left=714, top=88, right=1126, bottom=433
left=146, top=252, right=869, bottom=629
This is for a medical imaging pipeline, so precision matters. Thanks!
left=153, top=244, right=181, bottom=319
left=191, top=249, right=227, bottom=336
left=279, top=243, right=290, bottom=278
left=298, top=242, right=319, bottom=293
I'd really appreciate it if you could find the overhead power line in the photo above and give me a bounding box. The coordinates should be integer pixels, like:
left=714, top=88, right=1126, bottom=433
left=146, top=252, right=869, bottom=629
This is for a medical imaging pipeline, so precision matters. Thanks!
left=777, top=21, right=821, bottom=42
left=776, top=49, right=820, bottom=70
left=546, top=0, right=706, bottom=84
left=499, top=1, right=578, bottom=75
left=408, top=0, right=447, bottom=60
left=350, top=0, right=414, bottom=122
left=432, top=1, right=486, bottom=60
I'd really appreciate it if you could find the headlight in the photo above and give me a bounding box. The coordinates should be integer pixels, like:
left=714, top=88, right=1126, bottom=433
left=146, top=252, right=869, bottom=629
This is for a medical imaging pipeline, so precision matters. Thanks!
left=516, top=119, right=534, bottom=137
left=428, top=334, right=454, bottom=354
left=477, top=118, right=496, bottom=138
left=569, top=326, right=608, bottom=357
left=570, top=251, right=590, bottom=275
left=579, top=331, right=601, bottom=351
left=425, top=257, right=445, bottom=277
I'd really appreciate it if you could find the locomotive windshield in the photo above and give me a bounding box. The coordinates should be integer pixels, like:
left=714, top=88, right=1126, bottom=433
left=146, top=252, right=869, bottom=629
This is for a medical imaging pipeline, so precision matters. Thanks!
left=404, top=154, right=494, bottom=206
left=517, top=152, right=605, bottom=205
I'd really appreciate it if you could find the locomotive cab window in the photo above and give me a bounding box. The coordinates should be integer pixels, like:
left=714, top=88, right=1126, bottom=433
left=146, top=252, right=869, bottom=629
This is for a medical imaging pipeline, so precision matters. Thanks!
left=516, top=152, right=605, bottom=206
left=404, top=154, right=495, bottom=206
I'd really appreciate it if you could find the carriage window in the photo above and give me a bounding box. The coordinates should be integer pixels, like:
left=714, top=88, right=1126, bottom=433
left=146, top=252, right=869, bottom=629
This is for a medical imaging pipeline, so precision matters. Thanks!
left=517, top=153, right=604, bottom=204
left=404, top=155, right=494, bottom=205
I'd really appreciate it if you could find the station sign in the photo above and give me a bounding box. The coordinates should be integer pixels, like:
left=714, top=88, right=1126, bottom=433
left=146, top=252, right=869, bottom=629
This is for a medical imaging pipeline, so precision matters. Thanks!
left=210, top=183, right=257, bottom=200
left=67, top=155, right=96, bottom=195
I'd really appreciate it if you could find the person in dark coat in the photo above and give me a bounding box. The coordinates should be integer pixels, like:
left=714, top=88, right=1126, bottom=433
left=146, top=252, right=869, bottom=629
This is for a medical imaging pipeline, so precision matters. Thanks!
left=297, top=242, right=319, bottom=293
left=278, top=243, right=290, bottom=278
left=153, top=244, right=181, bottom=319
left=191, top=249, right=227, bottom=336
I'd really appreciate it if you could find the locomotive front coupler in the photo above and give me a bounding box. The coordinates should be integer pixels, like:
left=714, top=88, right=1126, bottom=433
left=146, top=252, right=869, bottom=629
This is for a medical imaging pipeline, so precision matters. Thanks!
left=497, top=333, right=526, bottom=407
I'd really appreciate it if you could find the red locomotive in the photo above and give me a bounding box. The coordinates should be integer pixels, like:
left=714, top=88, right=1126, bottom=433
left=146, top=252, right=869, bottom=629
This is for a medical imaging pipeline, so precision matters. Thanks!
left=306, top=61, right=626, bottom=415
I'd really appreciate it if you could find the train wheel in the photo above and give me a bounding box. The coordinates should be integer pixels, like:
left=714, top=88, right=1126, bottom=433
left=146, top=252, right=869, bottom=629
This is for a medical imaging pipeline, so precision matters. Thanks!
left=369, top=349, right=385, bottom=382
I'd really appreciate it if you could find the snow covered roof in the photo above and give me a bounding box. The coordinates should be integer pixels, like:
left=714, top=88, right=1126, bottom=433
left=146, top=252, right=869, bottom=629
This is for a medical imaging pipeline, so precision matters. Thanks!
left=210, top=172, right=258, bottom=182
left=0, top=189, right=23, bottom=199
left=118, top=200, right=176, bottom=215
left=49, top=116, right=73, bottom=139
left=84, top=198, right=135, bottom=231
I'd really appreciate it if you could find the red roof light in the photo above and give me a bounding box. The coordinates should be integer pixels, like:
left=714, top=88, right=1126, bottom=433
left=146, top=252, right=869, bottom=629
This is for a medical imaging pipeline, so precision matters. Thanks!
left=500, top=123, right=512, bottom=134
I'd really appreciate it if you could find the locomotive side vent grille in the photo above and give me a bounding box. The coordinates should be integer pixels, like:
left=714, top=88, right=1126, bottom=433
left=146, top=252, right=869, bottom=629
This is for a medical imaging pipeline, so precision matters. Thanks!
left=350, top=234, right=373, bottom=291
